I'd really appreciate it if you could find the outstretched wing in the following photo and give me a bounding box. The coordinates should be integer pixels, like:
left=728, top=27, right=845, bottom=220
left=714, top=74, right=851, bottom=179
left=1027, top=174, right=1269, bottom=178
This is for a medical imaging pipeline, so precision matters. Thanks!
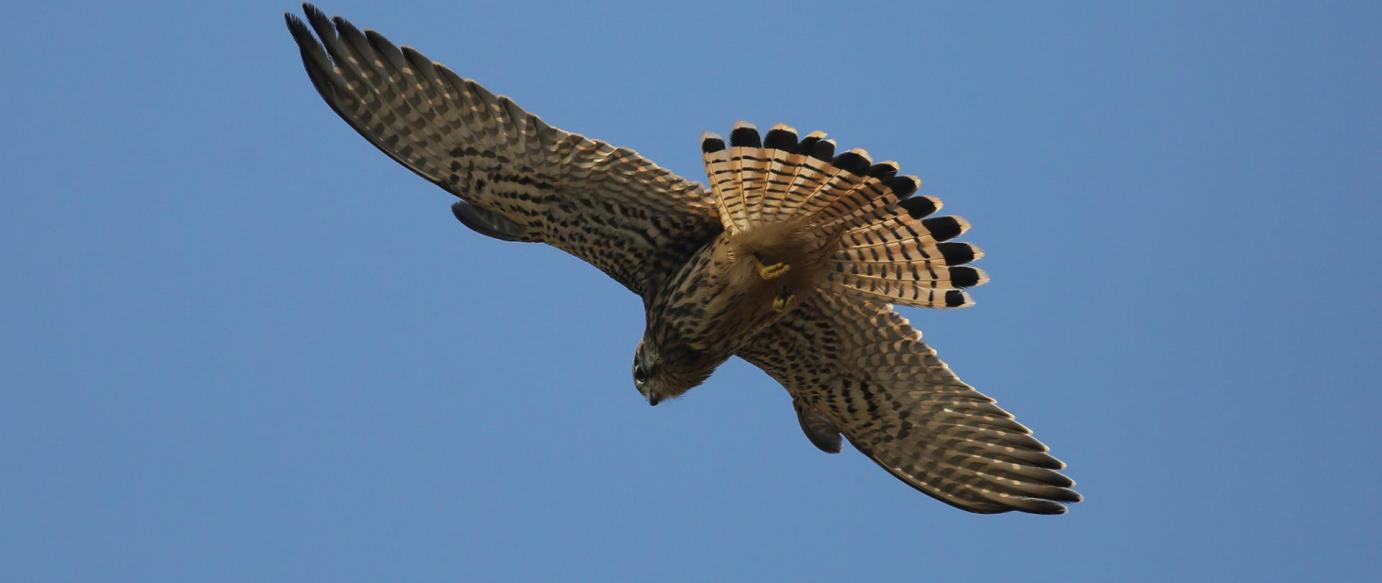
left=737, top=291, right=1081, bottom=514
left=285, top=5, right=721, bottom=296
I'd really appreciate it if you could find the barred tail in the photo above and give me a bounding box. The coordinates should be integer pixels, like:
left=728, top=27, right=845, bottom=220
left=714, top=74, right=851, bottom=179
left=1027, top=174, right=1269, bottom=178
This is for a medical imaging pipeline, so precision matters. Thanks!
left=701, top=122, right=989, bottom=308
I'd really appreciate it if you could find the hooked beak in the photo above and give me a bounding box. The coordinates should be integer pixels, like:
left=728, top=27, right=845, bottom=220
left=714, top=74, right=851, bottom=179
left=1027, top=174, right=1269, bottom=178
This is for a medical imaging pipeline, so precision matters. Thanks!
left=647, top=394, right=661, bottom=406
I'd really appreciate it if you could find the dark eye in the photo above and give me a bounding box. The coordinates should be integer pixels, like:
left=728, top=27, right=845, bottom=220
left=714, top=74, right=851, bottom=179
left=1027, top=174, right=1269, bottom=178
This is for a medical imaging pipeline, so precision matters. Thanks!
left=633, top=364, right=649, bottom=386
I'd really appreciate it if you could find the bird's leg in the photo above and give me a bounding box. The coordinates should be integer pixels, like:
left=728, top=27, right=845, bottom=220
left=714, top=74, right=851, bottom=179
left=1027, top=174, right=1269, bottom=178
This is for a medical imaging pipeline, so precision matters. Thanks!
left=771, top=287, right=797, bottom=312
left=754, top=256, right=791, bottom=280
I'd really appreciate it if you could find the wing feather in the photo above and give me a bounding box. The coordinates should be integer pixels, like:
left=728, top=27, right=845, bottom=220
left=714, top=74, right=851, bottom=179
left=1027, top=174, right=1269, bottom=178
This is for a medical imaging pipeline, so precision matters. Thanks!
left=737, top=291, right=1080, bottom=514
left=286, top=5, right=720, bottom=295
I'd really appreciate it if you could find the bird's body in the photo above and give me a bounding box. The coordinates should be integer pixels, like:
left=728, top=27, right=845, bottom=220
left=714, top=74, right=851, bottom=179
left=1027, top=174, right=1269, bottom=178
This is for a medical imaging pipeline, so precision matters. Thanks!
left=641, top=218, right=837, bottom=403
left=286, top=4, right=1081, bottom=514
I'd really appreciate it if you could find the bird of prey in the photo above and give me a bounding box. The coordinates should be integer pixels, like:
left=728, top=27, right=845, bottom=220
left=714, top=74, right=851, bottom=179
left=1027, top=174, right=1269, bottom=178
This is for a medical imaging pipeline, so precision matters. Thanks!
left=285, top=4, right=1081, bottom=514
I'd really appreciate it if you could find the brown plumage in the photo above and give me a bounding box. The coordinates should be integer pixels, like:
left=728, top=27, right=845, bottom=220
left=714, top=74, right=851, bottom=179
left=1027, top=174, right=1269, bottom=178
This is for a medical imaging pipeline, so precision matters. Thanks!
left=286, top=4, right=1080, bottom=514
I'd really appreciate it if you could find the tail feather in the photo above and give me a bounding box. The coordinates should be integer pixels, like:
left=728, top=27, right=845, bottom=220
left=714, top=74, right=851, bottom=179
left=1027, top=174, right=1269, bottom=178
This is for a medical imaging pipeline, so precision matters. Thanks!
left=729, top=122, right=768, bottom=226
left=806, top=149, right=888, bottom=225
left=701, top=122, right=988, bottom=308
left=701, top=131, right=742, bottom=231
left=815, top=175, right=922, bottom=233
left=833, top=263, right=989, bottom=288
left=832, top=241, right=983, bottom=266
left=774, top=140, right=836, bottom=219
left=827, top=275, right=976, bottom=308
left=759, top=125, right=807, bottom=222
left=797, top=166, right=870, bottom=221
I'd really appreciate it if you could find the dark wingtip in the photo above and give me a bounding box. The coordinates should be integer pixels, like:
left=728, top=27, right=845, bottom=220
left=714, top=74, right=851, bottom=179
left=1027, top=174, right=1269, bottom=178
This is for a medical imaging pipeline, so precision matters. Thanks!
left=1050, top=488, right=1083, bottom=503
left=284, top=4, right=344, bottom=100
left=299, top=2, right=337, bottom=44
left=302, top=3, right=328, bottom=25
left=284, top=11, right=305, bottom=36
left=285, top=5, right=313, bottom=36
left=1022, top=500, right=1069, bottom=515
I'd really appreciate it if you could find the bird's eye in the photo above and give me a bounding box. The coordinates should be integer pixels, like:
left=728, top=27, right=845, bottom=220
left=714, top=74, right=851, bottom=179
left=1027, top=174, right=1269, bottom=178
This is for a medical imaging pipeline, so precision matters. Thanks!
left=633, top=364, right=649, bottom=386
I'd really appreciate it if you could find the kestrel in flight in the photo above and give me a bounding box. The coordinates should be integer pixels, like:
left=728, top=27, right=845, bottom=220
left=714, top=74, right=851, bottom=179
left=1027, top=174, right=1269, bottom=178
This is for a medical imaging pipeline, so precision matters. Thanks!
left=286, top=4, right=1081, bottom=514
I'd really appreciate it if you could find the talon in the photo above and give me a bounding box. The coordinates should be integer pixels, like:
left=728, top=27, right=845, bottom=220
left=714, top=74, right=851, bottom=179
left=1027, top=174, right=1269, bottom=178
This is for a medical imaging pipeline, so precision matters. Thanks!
left=771, top=290, right=796, bottom=312
left=756, top=260, right=791, bottom=280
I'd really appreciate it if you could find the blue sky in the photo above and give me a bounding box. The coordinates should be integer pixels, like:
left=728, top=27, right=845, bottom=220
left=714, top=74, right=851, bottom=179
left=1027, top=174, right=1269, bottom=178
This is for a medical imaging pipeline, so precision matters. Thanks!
left=4, top=1, right=1379, bottom=580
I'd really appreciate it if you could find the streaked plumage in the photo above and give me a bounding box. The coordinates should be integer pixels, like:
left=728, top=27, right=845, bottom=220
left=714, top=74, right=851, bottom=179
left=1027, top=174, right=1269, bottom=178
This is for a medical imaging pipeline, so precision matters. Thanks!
left=286, top=4, right=1080, bottom=514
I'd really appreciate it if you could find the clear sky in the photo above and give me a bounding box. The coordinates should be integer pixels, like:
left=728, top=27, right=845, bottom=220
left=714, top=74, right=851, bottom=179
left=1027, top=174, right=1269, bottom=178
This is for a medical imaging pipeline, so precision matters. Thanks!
left=4, top=1, right=1379, bottom=581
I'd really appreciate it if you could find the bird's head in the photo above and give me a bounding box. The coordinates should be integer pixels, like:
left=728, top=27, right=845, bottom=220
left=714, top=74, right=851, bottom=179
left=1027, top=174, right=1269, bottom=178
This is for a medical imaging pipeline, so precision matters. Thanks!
left=632, top=338, right=711, bottom=406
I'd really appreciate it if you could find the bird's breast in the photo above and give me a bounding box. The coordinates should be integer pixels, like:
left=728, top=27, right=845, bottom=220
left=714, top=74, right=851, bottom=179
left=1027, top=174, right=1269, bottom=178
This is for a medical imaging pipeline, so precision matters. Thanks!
left=650, top=231, right=829, bottom=359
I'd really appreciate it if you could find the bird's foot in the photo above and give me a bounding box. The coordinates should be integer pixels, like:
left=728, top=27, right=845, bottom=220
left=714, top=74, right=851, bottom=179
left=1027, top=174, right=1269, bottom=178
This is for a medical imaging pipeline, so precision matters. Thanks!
left=756, top=259, right=791, bottom=280
left=771, top=289, right=797, bottom=312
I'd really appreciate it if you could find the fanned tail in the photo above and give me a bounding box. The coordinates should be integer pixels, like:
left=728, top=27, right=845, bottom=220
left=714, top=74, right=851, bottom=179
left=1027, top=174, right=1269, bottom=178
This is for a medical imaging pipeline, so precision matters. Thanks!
left=701, top=122, right=988, bottom=308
